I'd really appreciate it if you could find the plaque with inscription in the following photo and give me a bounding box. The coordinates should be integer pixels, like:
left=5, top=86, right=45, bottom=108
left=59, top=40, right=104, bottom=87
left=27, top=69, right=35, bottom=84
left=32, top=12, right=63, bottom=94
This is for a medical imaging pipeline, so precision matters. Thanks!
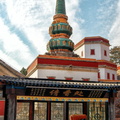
left=25, top=87, right=107, bottom=98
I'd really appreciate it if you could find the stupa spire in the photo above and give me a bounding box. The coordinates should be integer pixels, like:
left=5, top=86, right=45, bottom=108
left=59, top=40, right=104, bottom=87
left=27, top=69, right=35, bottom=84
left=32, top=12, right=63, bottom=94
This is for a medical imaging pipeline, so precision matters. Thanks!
left=46, top=0, right=78, bottom=57
left=55, top=0, right=66, bottom=15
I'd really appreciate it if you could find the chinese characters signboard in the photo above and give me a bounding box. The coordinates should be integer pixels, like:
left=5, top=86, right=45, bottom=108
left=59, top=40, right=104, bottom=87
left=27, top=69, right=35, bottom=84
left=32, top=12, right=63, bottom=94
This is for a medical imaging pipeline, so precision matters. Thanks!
left=25, top=87, right=107, bottom=98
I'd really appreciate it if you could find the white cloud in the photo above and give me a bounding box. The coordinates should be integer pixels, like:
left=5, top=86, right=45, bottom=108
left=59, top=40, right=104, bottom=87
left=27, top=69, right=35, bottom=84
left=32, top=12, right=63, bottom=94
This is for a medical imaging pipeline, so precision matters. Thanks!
left=5, top=0, right=83, bottom=45
left=23, top=27, right=48, bottom=54
left=66, top=0, right=84, bottom=43
left=94, top=0, right=120, bottom=47
left=0, top=18, right=34, bottom=70
left=0, top=0, right=4, bottom=3
left=0, top=50, right=22, bottom=71
left=96, top=0, right=117, bottom=37
left=4, top=0, right=56, bottom=54
left=5, top=0, right=55, bottom=28
left=108, top=0, right=120, bottom=46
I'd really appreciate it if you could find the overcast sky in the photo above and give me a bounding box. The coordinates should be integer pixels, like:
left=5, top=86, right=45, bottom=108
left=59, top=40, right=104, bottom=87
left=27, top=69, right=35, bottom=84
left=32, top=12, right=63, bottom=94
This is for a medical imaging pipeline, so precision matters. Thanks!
left=0, top=0, right=120, bottom=71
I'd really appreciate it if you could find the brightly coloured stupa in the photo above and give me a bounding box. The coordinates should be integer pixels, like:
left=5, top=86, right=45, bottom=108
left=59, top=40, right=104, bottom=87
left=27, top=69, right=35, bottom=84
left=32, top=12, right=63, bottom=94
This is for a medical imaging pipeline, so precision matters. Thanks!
left=46, top=0, right=78, bottom=57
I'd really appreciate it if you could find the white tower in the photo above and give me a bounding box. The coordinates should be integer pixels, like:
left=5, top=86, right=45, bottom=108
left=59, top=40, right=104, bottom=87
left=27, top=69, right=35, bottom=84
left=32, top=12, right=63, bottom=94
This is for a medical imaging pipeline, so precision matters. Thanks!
left=74, top=36, right=117, bottom=80
left=74, top=36, right=110, bottom=61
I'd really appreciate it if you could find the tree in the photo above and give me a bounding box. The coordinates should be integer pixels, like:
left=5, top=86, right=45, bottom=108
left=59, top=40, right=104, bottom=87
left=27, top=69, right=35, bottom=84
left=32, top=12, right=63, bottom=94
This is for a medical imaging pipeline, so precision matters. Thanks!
left=110, top=46, right=120, bottom=65
left=20, top=67, right=27, bottom=76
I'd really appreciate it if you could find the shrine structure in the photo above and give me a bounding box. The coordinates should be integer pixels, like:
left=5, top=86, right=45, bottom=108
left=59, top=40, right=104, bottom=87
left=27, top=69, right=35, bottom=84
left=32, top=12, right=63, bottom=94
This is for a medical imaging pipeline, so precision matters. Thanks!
left=0, top=76, right=120, bottom=120
left=0, top=0, right=119, bottom=120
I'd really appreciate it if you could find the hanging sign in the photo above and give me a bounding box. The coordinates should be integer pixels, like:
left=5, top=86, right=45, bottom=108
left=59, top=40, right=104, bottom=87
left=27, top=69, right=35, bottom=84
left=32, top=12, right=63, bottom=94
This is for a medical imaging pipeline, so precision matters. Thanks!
left=25, top=87, right=107, bottom=98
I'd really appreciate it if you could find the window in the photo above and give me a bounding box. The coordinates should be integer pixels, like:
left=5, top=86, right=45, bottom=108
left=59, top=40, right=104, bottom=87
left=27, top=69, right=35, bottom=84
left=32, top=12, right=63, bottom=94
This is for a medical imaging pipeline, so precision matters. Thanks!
left=81, top=51, right=83, bottom=57
left=51, top=103, right=64, bottom=120
left=16, top=103, right=29, bottom=120
left=47, top=76, right=55, bottom=79
left=112, top=74, right=115, bottom=80
left=104, top=50, right=107, bottom=56
left=34, top=102, right=47, bottom=120
left=69, top=103, right=83, bottom=119
left=98, top=72, right=100, bottom=79
left=82, top=78, right=90, bottom=81
left=107, top=73, right=110, bottom=79
left=89, top=102, right=106, bottom=120
left=90, top=49, right=95, bottom=55
left=65, top=77, right=73, bottom=80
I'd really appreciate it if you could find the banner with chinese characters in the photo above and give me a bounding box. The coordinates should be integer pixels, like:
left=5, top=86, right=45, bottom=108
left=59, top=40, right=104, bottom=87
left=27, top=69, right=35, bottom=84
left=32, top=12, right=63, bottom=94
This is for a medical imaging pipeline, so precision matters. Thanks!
left=25, top=87, right=107, bottom=98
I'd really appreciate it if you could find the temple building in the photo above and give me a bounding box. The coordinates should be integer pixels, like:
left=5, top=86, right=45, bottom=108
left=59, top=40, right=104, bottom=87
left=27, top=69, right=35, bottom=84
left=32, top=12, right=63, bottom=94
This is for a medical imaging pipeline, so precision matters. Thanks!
left=27, top=0, right=117, bottom=81
left=0, top=0, right=119, bottom=120
left=0, top=59, right=24, bottom=77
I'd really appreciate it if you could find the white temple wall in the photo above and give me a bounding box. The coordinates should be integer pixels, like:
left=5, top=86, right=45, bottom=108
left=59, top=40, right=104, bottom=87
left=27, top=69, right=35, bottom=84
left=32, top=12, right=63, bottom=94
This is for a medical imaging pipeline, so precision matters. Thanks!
left=99, top=68, right=117, bottom=80
left=31, top=69, right=99, bottom=81
left=74, top=45, right=85, bottom=58
left=85, top=44, right=101, bottom=59
left=29, top=70, right=38, bottom=78
left=100, top=44, right=110, bottom=61
left=74, top=44, right=110, bottom=61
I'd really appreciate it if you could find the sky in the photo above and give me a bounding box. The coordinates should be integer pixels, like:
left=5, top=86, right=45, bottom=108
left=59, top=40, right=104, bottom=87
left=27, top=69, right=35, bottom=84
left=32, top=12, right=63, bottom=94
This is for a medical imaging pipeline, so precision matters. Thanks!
left=0, top=0, right=120, bottom=71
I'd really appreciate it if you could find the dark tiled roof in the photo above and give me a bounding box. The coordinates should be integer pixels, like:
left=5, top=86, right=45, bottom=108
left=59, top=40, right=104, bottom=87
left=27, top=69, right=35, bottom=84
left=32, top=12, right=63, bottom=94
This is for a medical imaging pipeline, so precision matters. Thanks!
left=0, top=76, right=119, bottom=90
left=0, top=59, right=25, bottom=77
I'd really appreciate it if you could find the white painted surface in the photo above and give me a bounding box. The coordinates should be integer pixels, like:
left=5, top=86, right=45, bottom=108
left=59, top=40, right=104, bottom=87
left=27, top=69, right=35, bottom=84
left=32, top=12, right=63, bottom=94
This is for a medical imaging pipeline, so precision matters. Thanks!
left=99, top=68, right=106, bottom=79
left=99, top=68, right=117, bottom=80
left=74, top=43, right=110, bottom=61
left=85, top=44, right=101, bottom=60
left=29, top=70, right=38, bottom=78
left=29, top=69, right=98, bottom=81
left=100, top=44, right=110, bottom=61
left=74, top=45, right=85, bottom=58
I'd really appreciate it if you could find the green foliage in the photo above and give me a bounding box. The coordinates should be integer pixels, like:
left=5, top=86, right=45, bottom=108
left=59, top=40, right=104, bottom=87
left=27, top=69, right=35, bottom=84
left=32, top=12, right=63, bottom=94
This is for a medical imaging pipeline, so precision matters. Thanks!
left=110, top=46, right=120, bottom=65
left=20, top=67, right=27, bottom=76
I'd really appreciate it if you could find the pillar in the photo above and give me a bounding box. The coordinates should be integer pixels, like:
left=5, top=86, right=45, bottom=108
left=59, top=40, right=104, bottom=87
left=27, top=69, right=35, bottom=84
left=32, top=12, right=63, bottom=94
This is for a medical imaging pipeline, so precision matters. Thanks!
left=4, top=86, right=17, bottom=120
left=5, top=94, right=17, bottom=120
left=108, top=90, right=116, bottom=120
